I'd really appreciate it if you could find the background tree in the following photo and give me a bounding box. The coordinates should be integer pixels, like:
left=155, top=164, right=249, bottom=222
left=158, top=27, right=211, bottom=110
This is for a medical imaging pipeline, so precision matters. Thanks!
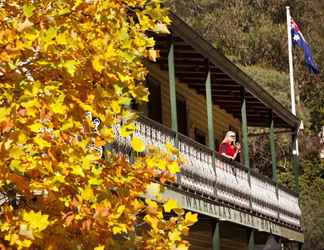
left=0, top=0, right=196, bottom=249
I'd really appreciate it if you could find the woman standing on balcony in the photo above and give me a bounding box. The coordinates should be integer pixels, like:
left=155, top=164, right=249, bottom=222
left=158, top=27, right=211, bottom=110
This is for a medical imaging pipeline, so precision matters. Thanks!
left=219, top=131, right=241, bottom=160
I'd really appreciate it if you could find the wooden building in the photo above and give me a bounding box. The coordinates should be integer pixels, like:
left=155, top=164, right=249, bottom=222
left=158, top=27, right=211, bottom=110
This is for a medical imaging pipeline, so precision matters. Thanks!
left=114, top=13, right=303, bottom=250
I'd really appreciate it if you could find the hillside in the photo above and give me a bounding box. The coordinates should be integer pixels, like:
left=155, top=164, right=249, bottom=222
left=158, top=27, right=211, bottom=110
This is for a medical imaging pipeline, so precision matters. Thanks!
left=168, top=1, right=324, bottom=249
left=169, top=0, right=323, bottom=132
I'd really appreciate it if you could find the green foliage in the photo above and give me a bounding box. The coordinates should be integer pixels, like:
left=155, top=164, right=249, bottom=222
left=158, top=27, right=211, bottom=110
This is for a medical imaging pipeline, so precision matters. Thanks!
left=239, top=65, right=290, bottom=107
left=169, top=0, right=324, bottom=131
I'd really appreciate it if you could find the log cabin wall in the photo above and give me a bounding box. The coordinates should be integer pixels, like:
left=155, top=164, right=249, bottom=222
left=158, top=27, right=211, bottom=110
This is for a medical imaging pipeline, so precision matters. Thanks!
left=147, top=63, right=241, bottom=148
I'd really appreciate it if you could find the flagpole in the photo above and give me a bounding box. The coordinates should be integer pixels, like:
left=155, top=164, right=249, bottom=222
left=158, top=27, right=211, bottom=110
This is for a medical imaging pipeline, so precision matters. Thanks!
left=286, top=6, right=296, bottom=116
left=286, top=6, right=300, bottom=193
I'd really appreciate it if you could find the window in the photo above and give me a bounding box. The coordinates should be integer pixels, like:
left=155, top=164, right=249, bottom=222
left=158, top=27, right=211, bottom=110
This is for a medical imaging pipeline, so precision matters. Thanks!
left=194, top=128, right=206, bottom=145
left=146, top=77, right=162, bottom=123
left=132, top=76, right=162, bottom=123
left=176, top=95, right=188, bottom=136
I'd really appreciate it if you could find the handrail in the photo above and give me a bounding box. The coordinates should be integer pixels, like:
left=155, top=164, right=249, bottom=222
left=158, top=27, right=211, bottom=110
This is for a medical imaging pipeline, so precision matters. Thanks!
left=114, top=115, right=301, bottom=229
left=139, top=115, right=299, bottom=197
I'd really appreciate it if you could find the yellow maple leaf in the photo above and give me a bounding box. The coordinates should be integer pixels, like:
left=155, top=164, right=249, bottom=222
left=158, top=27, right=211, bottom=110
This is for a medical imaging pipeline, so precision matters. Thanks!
left=131, top=137, right=145, bottom=152
left=94, top=245, right=105, bottom=250
left=71, top=165, right=85, bottom=177
left=100, top=127, right=114, bottom=140
left=82, top=154, right=99, bottom=170
left=183, top=212, right=198, bottom=227
left=111, top=101, right=121, bottom=113
left=0, top=107, right=10, bottom=122
left=145, top=182, right=160, bottom=197
left=112, top=224, right=127, bottom=235
left=51, top=94, right=66, bottom=114
left=163, top=199, right=178, bottom=213
left=115, top=205, right=125, bottom=219
left=120, top=123, right=136, bottom=137
left=22, top=210, right=50, bottom=233
left=19, top=223, right=34, bottom=239
left=92, top=56, right=105, bottom=72
left=79, top=185, right=95, bottom=202
left=174, top=243, right=189, bottom=250
left=61, top=59, right=80, bottom=76
left=9, top=146, right=24, bottom=159
left=167, top=161, right=180, bottom=174
left=33, top=136, right=51, bottom=149
left=23, top=4, right=35, bottom=18
left=18, top=133, right=28, bottom=144
left=61, top=119, right=74, bottom=130
left=144, top=215, right=158, bottom=230
left=28, top=123, right=42, bottom=132
left=146, top=199, right=158, bottom=209
left=168, top=230, right=181, bottom=242
left=148, top=49, right=158, bottom=62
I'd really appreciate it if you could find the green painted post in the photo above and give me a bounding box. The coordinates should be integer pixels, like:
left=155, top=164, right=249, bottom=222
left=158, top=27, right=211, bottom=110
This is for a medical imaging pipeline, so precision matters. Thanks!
left=205, top=69, right=215, bottom=151
left=298, top=242, right=304, bottom=250
left=248, top=229, right=255, bottom=250
left=212, top=221, right=220, bottom=250
left=205, top=68, right=218, bottom=198
left=240, top=87, right=250, bottom=169
left=292, top=131, right=299, bottom=193
left=168, top=42, right=178, bottom=133
left=269, top=112, right=277, bottom=182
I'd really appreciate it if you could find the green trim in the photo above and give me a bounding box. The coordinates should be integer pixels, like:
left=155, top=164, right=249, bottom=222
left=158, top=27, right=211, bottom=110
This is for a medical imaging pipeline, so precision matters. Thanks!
left=269, top=112, right=277, bottom=182
left=160, top=189, right=304, bottom=243
left=241, top=88, right=250, bottom=169
left=212, top=221, right=220, bottom=250
left=205, top=69, right=215, bottom=151
left=248, top=229, right=255, bottom=250
left=168, top=43, right=178, bottom=133
left=299, top=242, right=304, bottom=250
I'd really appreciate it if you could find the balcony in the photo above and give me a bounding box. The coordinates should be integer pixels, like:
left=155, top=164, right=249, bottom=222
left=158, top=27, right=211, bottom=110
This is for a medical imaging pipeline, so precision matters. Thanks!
left=112, top=115, right=302, bottom=232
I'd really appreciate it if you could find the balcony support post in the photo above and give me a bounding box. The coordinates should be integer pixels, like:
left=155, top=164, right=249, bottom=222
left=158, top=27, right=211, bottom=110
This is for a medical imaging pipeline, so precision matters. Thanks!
left=212, top=220, right=220, bottom=250
left=248, top=229, right=255, bottom=250
left=298, top=242, right=304, bottom=250
left=205, top=69, right=215, bottom=151
left=168, top=42, right=178, bottom=135
left=292, top=131, right=299, bottom=193
left=205, top=67, right=218, bottom=198
left=269, top=111, right=277, bottom=182
left=240, top=87, right=250, bottom=170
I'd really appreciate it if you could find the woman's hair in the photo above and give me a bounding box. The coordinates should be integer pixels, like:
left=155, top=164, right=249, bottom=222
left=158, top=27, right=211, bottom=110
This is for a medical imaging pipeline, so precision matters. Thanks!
left=225, top=131, right=236, bottom=139
left=221, top=131, right=236, bottom=144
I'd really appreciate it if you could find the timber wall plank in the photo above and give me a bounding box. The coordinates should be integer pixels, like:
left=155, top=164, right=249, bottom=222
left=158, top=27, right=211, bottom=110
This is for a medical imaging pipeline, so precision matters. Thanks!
left=147, top=63, right=241, bottom=146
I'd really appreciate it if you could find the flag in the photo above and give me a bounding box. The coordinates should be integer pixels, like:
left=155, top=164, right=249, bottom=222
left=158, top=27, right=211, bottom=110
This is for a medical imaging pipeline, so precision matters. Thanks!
left=291, top=18, right=320, bottom=74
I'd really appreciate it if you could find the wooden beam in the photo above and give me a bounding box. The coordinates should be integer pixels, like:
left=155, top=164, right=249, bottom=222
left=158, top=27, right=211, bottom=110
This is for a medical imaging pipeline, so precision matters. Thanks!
left=213, top=98, right=261, bottom=103
left=269, top=111, right=277, bottom=183
left=160, top=51, right=205, bottom=59
left=241, top=87, right=250, bottom=170
left=205, top=69, right=215, bottom=151
left=158, top=59, right=206, bottom=66
left=212, top=221, right=220, bottom=250
left=188, top=83, right=239, bottom=88
left=169, top=13, right=300, bottom=129
left=168, top=43, right=178, bottom=133
left=248, top=229, right=255, bottom=250
left=160, top=65, right=223, bottom=73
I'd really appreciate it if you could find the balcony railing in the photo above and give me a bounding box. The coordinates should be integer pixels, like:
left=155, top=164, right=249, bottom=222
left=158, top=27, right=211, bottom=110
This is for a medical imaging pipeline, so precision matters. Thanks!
left=112, top=115, right=302, bottom=230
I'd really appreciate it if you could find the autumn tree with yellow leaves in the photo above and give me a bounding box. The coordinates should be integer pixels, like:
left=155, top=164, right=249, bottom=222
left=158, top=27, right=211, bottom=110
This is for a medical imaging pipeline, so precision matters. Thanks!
left=0, top=0, right=197, bottom=249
